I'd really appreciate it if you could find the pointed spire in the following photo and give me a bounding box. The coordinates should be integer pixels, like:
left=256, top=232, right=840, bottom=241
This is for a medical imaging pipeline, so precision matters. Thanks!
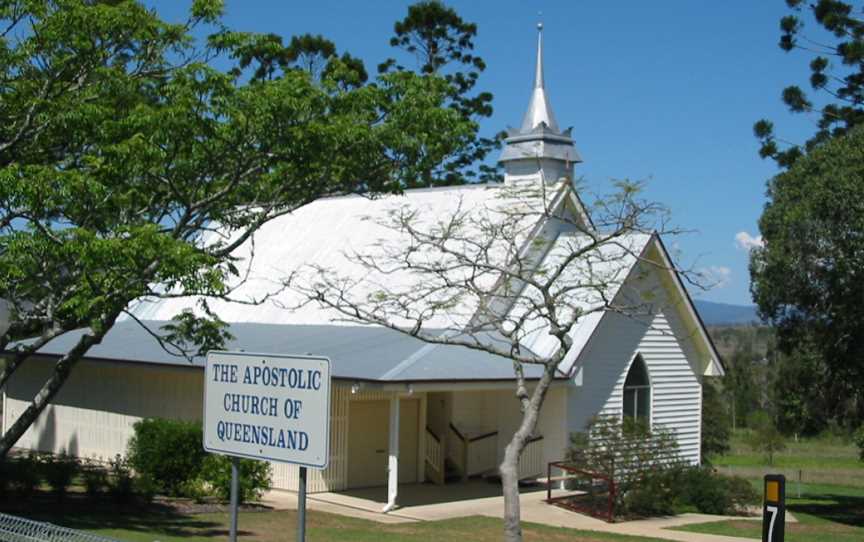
left=520, top=21, right=559, bottom=132
left=534, top=22, right=545, bottom=89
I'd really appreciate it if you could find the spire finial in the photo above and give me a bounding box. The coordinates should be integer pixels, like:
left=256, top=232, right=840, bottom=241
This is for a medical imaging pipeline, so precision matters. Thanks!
left=535, top=18, right=544, bottom=89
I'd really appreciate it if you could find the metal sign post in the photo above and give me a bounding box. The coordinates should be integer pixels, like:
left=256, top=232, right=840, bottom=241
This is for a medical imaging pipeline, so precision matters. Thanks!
left=762, top=474, right=785, bottom=542
left=297, top=466, right=308, bottom=542
left=229, top=457, right=239, bottom=542
left=203, top=351, right=331, bottom=542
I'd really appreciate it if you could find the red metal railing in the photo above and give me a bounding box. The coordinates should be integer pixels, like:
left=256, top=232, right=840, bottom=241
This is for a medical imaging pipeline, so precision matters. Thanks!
left=545, top=461, right=616, bottom=522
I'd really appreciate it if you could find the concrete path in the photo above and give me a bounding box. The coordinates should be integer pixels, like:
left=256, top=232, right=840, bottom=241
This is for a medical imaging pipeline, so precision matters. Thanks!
left=261, top=483, right=772, bottom=541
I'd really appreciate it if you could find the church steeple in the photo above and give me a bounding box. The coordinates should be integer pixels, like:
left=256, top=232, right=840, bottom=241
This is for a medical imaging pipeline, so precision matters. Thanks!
left=499, top=23, right=581, bottom=185
left=520, top=23, right=559, bottom=133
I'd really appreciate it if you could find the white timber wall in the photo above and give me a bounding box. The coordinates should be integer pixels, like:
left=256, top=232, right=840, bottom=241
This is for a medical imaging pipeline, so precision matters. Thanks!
left=566, top=268, right=704, bottom=465
left=3, top=359, right=203, bottom=459
left=1, top=360, right=397, bottom=493
left=439, top=388, right=569, bottom=477
left=494, top=387, right=568, bottom=471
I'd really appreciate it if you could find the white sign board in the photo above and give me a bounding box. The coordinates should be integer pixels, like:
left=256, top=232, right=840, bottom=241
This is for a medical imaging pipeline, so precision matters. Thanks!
left=204, top=351, right=331, bottom=469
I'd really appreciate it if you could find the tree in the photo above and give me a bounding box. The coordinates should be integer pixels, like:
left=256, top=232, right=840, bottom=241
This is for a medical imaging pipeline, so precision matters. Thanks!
left=288, top=179, right=683, bottom=541
left=754, top=0, right=864, bottom=168
left=0, top=0, right=476, bottom=457
left=745, top=411, right=786, bottom=465
left=701, top=378, right=731, bottom=461
left=750, top=125, right=864, bottom=428
left=381, top=1, right=501, bottom=185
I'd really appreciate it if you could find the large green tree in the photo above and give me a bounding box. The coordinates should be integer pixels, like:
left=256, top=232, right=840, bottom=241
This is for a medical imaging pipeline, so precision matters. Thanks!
left=751, top=1, right=864, bottom=429
left=754, top=0, right=864, bottom=167
left=380, top=0, right=501, bottom=185
left=750, top=126, right=864, bottom=427
left=0, top=0, right=476, bottom=457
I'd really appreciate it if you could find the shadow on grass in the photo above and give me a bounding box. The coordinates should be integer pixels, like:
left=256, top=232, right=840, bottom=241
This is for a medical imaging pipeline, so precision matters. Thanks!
left=790, top=493, right=864, bottom=528
left=2, top=498, right=227, bottom=539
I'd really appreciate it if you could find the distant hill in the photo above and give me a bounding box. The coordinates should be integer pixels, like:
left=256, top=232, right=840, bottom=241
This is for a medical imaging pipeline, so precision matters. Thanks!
left=693, top=300, right=761, bottom=326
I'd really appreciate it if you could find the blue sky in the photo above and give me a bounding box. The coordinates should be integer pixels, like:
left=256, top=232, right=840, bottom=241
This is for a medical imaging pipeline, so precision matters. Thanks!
left=148, top=1, right=820, bottom=305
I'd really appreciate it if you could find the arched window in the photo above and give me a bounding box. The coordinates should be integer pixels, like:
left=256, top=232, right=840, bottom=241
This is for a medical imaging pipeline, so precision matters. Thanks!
left=623, top=355, right=650, bottom=423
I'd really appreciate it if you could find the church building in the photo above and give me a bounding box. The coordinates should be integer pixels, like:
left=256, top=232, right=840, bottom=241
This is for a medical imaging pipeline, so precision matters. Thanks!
left=2, top=26, right=722, bottom=511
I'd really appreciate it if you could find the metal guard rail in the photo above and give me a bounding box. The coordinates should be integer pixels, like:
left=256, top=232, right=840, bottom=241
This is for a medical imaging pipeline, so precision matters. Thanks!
left=0, top=512, right=123, bottom=542
left=545, top=461, right=616, bottom=523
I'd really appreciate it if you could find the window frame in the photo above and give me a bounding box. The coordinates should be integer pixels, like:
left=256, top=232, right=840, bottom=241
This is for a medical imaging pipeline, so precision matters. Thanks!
left=622, top=353, right=652, bottom=427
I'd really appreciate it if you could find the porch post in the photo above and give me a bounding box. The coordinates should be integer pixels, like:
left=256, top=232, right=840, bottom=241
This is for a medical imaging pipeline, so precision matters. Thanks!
left=382, top=395, right=400, bottom=512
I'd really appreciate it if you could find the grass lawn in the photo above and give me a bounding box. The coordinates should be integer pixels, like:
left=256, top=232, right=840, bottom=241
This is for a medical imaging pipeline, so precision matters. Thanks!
left=674, top=478, right=864, bottom=541
left=680, top=431, right=864, bottom=540
left=17, top=505, right=670, bottom=542
left=713, top=431, right=864, bottom=487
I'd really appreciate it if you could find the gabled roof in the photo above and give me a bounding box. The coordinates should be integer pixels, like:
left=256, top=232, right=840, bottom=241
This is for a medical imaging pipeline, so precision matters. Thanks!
left=17, top=182, right=719, bottom=383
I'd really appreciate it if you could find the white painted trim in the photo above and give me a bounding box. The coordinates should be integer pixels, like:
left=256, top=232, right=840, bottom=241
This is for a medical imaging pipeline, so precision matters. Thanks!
left=697, top=382, right=703, bottom=465
left=417, top=394, right=427, bottom=483
left=382, top=394, right=400, bottom=513
left=649, top=236, right=724, bottom=377
left=621, top=352, right=653, bottom=429
left=347, top=379, right=568, bottom=393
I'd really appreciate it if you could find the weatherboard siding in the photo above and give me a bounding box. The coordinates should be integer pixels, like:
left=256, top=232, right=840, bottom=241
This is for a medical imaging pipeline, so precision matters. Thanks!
left=566, top=306, right=703, bottom=466
left=3, top=359, right=203, bottom=460
left=2, top=361, right=358, bottom=493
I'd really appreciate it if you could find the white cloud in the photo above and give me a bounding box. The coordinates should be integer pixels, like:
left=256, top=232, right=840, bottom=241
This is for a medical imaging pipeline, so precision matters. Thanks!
left=735, top=231, right=764, bottom=252
left=698, top=265, right=732, bottom=289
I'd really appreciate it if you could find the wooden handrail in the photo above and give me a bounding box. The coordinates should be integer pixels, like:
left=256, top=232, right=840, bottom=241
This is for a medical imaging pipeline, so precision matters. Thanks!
left=449, top=422, right=466, bottom=442
left=425, top=426, right=441, bottom=443
left=526, top=435, right=544, bottom=444
left=468, top=431, right=498, bottom=443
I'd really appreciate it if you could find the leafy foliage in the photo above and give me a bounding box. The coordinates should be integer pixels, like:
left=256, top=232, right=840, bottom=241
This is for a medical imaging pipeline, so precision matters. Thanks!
left=8, top=452, right=42, bottom=500
left=108, top=454, right=136, bottom=503
left=42, top=451, right=79, bottom=500
left=625, top=466, right=757, bottom=517
left=701, top=378, right=731, bottom=461
left=567, top=415, right=683, bottom=514
left=0, top=0, right=478, bottom=457
left=82, top=459, right=109, bottom=498
left=853, top=425, right=864, bottom=460
left=200, top=454, right=272, bottom=503
left=127, top=418, right=207, bottom=496
left=380, top=1, right=501, bottom=185
left=745, top=411, right=787, bottom=465
left=750, top=126, right=864, bottom=428
left=755, top=0, right=864, bottom=167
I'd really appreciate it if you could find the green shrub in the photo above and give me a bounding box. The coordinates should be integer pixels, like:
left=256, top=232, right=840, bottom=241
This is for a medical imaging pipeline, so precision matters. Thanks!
left=200, top=455, right=272, bottom=503
left=675, top=467, right=758, bottom=515
left=722, top=474, right=760, bottom=514
left=108, top=454, right=135, bottom=503
left=82, top=459, right=109, bottom=498
left=623, top=468, right=679, bottom=517
left=179, top=477, right=213, bottom=503
left=567, top=415, right=684, bottom=516
left=127, top=418, right=206, bottom=496
left=134, top=473, right=158, bottom=504
left=10, top=453, right=41, bottom=500
left=0, top=459, right=12, bottom=499
left=854, top=425, right=864, bottom=461
left=42, top=451, right=79, bottom=499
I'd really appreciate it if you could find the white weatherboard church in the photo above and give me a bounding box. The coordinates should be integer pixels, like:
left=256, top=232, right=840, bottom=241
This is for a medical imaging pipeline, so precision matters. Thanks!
left=2, top=27, right=723, bottom=509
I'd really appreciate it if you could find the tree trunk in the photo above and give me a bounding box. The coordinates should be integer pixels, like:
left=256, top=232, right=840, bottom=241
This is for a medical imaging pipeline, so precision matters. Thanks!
left=500, top=438, right=525, bottom=542
left=499, top=362, right=557, bottom=542
left=0, top=319, right=112, bottom=458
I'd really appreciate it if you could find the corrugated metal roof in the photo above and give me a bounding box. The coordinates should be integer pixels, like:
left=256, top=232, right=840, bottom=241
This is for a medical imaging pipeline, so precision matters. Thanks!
left=127, top=184, right=504, bottom=330
left=23, top=320, right=548, bottom=381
